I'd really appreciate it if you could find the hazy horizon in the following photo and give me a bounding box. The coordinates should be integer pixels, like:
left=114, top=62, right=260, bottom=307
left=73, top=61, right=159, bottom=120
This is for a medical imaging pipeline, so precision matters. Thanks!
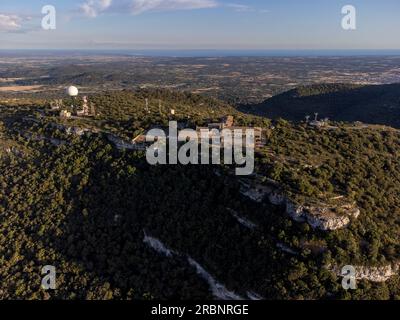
left=2, top=49, right=400, bottom=58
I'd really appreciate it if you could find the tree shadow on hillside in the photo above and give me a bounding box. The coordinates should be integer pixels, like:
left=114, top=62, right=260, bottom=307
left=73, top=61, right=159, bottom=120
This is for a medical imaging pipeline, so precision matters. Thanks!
left=53, top=162, right=298, bottom=300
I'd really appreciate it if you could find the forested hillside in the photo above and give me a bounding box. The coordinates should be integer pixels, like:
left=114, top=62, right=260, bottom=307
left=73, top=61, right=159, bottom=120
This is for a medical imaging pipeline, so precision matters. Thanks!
left=1, top=90, right=400, bottom=300
left=240, top=83, right=400, bottom=128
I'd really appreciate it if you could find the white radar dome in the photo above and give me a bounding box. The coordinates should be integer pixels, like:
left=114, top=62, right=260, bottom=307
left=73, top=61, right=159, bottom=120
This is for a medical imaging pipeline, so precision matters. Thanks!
left=66, top=86, right=79, bottom=97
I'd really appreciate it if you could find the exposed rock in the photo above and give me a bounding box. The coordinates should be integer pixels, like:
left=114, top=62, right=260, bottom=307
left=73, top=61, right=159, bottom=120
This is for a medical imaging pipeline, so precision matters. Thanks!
left=276, top=242, right=298, bottom=255
left=239, top=180, right=271, bottom=203
left=143, top=232, right=175, bottom=257
left=285, top=201, right=305, bottom=222
left=331, top=262, right=400, bottom=283
left=239, top=178, right=360, bottom=231
left=188, top=257, right=244, bottom=300
left=285, top=201, right=360, bottom=231
left=143, top=232, right=247, bottom=300
left=268, top=190, right=286, bottom=206
left=227, top=208, right=257, bottom=229
left=246, top=291, right=264, bottom=300
left=107, top=134, right=141, bottom=151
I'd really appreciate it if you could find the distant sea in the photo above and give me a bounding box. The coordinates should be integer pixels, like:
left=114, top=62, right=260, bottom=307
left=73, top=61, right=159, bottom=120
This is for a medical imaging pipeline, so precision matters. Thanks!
left=1, top=49, right=400, bottom=58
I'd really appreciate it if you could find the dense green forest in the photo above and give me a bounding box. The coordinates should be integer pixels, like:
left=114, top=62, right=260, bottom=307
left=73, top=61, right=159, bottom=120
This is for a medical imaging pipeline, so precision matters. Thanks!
left=0, top=89, right=399, bottom=300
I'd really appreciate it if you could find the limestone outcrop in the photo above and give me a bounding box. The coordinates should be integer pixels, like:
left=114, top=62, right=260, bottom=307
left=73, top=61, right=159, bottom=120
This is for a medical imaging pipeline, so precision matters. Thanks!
left=331, top=262, right=400, bottom=282
left=239, top=178, right=360, bottom=231
left=285, top=201, right=360, bottom=231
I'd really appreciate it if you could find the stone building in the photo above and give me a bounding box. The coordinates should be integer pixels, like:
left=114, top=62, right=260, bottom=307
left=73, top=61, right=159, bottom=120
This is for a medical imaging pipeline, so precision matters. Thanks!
left=196, top=116, right=265, bottom=148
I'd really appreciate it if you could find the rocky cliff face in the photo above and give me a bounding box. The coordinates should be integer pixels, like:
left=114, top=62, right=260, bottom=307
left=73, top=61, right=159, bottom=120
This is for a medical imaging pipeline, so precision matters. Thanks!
left=284, top=201, right=360, bottom=231
left=143, top=232, right=260, bottom=300
left=331, top=263, right=400, bottom=283
left=239, top=179, right=360, bottom=231
left=106, top=134, right=138, bottom=150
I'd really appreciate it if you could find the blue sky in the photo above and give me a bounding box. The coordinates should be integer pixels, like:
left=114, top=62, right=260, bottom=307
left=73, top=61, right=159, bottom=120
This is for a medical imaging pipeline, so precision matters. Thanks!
left=0, top=0, right=400, bottom=50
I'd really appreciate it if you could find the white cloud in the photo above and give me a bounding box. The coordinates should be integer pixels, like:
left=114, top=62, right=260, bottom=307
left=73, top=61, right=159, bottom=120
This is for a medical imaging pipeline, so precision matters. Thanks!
left=80, top=0, right=217, bottom=17
left=78, top=0, right=267, bottom=17
left=226, top=4, right=270, bottom=13
left=0, top=14, right=22, bottom=32
left=80, top=0, right=113, bottom=17
left=226, top=4, right=252, bottom=12
left=130, top=0, right=218, bottom=15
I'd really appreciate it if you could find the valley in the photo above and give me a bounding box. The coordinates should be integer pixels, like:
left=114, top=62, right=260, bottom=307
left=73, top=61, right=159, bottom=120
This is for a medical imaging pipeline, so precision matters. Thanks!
left=1, top=53, right=400, bottom=104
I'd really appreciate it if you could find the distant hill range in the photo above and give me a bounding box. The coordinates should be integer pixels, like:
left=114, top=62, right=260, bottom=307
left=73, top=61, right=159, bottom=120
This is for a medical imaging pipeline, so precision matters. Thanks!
left=240, top=83, right=400, bottom=128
